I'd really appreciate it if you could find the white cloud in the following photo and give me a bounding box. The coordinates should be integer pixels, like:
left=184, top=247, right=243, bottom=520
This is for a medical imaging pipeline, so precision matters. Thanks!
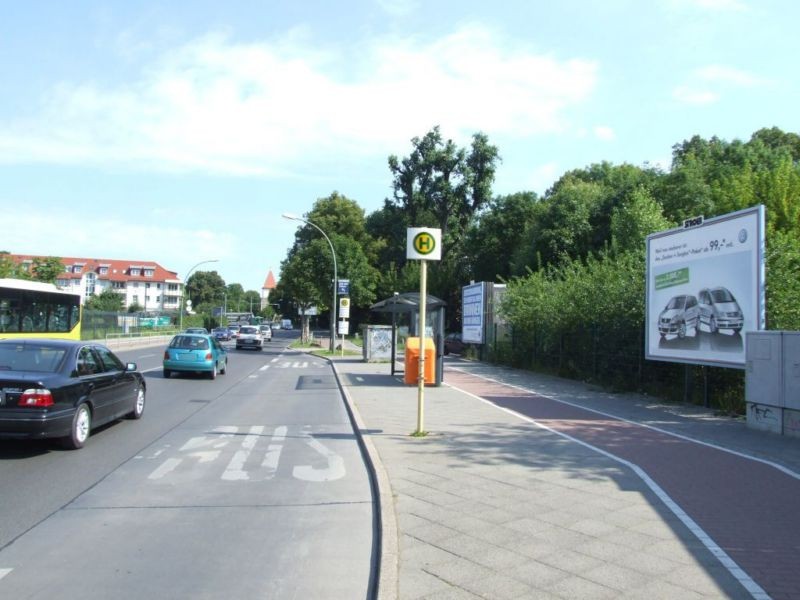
left=527, top=161, right=560, bottom=192
left=3, top=207, right=238, bottom=273
left=673, top=85, right=719, bottom=105
left=695, top=65, right=765, bottom=86
left=593, top=125, right=615, bottom=140
left=0, top=26, right=598, bottom=176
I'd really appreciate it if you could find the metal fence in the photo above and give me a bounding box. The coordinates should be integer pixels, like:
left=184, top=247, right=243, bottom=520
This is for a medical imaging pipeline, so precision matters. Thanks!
left=490, top=322, right=745, bottom=414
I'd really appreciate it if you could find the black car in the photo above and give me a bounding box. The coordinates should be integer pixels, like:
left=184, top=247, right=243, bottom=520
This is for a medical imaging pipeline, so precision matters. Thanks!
left=0, top=339, right=145, bottom=449
left=444, top=332, right=467, bottom=355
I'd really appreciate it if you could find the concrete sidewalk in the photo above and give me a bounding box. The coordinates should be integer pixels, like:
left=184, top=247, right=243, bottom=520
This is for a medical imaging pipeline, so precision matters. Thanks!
left=329, top=355, right=799, bottom=600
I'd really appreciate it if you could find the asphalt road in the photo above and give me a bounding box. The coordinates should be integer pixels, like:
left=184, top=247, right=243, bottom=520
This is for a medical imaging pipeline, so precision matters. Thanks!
left=0, top=332, right=375, bottom=599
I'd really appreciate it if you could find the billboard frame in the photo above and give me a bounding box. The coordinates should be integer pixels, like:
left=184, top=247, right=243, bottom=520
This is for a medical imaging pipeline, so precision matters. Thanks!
left=645, top=205, right=765, bottom=369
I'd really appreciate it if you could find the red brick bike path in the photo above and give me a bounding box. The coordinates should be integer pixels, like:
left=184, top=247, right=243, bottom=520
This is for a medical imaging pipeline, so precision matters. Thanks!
left=446, top=369, right=800, bottom=600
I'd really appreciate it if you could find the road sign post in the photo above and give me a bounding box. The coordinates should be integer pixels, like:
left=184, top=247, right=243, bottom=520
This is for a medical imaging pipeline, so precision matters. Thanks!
left=406, top=227, right=442, bottom=435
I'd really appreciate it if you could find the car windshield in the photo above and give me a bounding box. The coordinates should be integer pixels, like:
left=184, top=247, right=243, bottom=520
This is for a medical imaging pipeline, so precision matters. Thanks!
left=240, top=326, right=258, bottom=334
left=711, top=289, right=735, bottom=303
left=666, top=296, right=686, bottom=310
left=0, top=343, right=67, bottom=373
left=170, top=335, right=209, bottom=350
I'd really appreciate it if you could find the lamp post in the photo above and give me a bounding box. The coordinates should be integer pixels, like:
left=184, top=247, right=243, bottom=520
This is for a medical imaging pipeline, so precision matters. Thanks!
left=282, top=213, right=337, bottom=352
left=179, top=259, right=219, bottom=331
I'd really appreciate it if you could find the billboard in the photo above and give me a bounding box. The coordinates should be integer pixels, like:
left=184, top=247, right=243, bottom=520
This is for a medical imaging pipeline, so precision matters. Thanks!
left=462, top=282, right=485, bottom=344
left=645, top=205, right=765, bottom=369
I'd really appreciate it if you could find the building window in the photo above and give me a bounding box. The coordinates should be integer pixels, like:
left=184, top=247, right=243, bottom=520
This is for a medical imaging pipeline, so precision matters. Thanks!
left=156, top=296, right=161, bottom=303
left=85, top=273, right=96, bottom=297
left=144, top=269, right=154, bottom=277
left=168, top=284, right=178, bottom=291
left=112, top=281, right=126, bottom=290
left=99, top=266, right=109, bottom=275
left=73, top=265, right=83, bottom=274
left=133, top=282, right=139, bottom=288
left=132, top=295, right=139, bottom=304
left=130, top=268, right=141, bottom=276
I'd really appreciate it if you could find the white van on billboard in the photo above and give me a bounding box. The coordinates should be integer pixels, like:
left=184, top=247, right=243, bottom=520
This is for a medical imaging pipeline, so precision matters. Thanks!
left=645, top=205, right=765, bottom=369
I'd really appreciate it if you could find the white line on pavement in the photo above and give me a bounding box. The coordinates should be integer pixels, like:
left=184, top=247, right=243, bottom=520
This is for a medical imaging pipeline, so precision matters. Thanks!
left=138, top=354, right=157, bottom=359
left=260, top=365, right=270, bottom=371
left=450, top=367, right=800, bottom=480
left=448, top=381, right=772, bottom=600
left=0, top=569, right=12, bottom=581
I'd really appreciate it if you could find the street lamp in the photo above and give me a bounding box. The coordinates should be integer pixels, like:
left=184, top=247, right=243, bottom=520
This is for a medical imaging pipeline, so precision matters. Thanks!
left=179, top=259, right=219, bottom=331
left=282, top=213, right=337, bottom=352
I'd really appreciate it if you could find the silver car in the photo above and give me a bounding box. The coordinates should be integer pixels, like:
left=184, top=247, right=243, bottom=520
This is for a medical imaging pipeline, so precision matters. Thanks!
left=698, top=287, right=743, bottom=334
left=658, top=294, right=700, bottom=338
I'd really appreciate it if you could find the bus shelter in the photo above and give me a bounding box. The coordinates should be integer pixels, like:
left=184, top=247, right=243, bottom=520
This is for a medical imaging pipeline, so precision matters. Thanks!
left=370, top=292, right=446, bottom=385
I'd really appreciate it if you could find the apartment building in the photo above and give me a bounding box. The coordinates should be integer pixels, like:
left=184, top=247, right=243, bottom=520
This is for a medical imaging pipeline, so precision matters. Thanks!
left=10, top=255, right=183, bottom=312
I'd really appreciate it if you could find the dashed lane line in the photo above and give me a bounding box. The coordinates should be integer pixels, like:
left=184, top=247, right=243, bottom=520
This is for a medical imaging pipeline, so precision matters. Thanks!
left=0, top=568, right=13, bottom=581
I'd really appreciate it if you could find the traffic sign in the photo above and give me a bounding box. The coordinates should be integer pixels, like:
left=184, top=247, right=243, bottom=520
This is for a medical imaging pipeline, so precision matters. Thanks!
left=339, top=297, right=351, bottom=319
left=406, top=228, right=441, bottom=260
left=337, top=279, right=350, bottom=295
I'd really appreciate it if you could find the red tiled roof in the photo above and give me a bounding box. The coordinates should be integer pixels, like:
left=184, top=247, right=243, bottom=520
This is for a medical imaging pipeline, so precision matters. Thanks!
left=262, top=270, right=277, bottom=290
left=8, top=254, right=180, bottom=283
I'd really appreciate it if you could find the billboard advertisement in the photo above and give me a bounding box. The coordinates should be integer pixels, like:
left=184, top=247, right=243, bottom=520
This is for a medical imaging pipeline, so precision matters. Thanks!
left=462, top=282, right=485, bottom=344
left=645, top=205, right=765, bottom=369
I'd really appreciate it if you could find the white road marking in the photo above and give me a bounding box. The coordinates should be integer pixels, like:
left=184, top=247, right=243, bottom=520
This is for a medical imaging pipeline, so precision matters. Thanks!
left=148, top=427, right=235, bottom=479
left=271, top=358, right=279, bottom=363
left=259, top=365, right=270, bottom=371
left=138, top=354, right=157, bottom=359
left=140, top=366, right=163, bottom=373
left=222, top=426, right=265, bottom=481
left=248, top=375, right=258, bottom=378
left=262, top=426, right=288, bottom=479
left=0, top=568, right=11, bottom=582
left=448, top=381, right=771, bottom=600
left=293, top=431, right=346, bottom=482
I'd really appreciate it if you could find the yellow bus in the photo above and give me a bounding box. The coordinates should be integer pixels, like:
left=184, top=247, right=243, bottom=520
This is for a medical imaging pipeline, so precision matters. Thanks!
left=0, top=278, right=82, bottom=340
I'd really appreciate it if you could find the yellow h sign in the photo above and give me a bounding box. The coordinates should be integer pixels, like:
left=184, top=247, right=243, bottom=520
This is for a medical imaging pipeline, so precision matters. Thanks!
left=407, top=228, right=442, bottom=261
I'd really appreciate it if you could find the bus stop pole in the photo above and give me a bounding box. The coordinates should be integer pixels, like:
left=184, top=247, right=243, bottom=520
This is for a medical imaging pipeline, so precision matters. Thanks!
left=416, top=260, right=427, bottom=434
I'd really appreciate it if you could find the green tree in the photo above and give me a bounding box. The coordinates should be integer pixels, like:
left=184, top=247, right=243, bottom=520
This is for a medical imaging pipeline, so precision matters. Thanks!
left=610, top=187, right=672, bottom=254
left=466, top=192, right=539, bottom=281
left=186, top=271, right=226, bottom=309
left=0, top=252, right=17, bottom=278
left=85, top=288, right=125, bottom=311
left=32, top=256, right=64, bottom=283
left=388, top=127, right=500, bottom=256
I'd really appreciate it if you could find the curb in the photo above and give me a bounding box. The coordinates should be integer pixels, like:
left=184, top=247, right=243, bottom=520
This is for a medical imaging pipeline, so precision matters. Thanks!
left=326, top=356, right=399, bottom=600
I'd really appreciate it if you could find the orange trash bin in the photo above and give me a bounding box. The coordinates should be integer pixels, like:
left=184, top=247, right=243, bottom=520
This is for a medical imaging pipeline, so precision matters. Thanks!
left=404, top=337, right=436, bottom=385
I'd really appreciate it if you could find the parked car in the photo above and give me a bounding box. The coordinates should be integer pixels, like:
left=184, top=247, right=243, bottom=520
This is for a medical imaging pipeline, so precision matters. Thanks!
left=236, top=325, right=264, bottom=350
left=211, top=327, right=231, bottom=341
left=163, top=333, right=228, bottom=379
left=443, top=332, right=467, bottom=355
left=281, top=319, right=293, bottom=330
left=0, top=339, right=145, bottom=449
left=185, top=327, right=208, bottom=334
left=698, top=287, right=744, bottom=334
left=259, top=324, right=272, bottom=341
left=227, top=324, right=241, bottom=339
left=658, top=294, right=700, bottom=338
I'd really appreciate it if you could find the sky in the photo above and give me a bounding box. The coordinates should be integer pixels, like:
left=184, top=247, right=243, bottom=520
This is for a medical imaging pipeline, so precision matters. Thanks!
left=1, top=0, right=797, bottom=292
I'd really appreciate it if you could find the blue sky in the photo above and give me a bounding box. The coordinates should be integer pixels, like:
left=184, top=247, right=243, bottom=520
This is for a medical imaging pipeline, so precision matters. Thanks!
left=1, top=0, right=797, bottom=291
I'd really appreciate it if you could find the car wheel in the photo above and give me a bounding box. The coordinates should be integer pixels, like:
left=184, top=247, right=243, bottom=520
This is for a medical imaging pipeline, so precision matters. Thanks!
left=444, top=347, right=450, bottom=356
left=209, top=364, right=217, bottom=380
left=62, top=403, right=91, bottom=450
left=709, top=316, right=717, bottom=334
left=678, top=321, right=686, bottom=339
left=128, top=387, right=145, bottom=420
left=163, top=369, right=171, bottom=379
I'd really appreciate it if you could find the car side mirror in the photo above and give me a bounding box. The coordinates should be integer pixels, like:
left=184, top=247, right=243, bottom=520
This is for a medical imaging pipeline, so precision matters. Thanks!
left=126, top=362, right=137, bottom=372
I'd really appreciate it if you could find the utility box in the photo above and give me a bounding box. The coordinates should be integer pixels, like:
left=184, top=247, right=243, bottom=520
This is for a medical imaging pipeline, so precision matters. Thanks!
left=745, top=331, right=800, bottom=437
left=404, top=337, right=436, bottom=385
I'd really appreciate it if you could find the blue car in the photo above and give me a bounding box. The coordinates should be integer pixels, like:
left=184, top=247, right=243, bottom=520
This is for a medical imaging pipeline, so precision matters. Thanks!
left=163, top=333, right=228, bottom=379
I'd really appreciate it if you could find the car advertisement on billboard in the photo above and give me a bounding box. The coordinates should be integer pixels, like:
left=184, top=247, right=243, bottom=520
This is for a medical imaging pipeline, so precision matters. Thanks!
left=645, top=205, right=765, bottom=369
left=462, top=282, right=485, bottom=344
